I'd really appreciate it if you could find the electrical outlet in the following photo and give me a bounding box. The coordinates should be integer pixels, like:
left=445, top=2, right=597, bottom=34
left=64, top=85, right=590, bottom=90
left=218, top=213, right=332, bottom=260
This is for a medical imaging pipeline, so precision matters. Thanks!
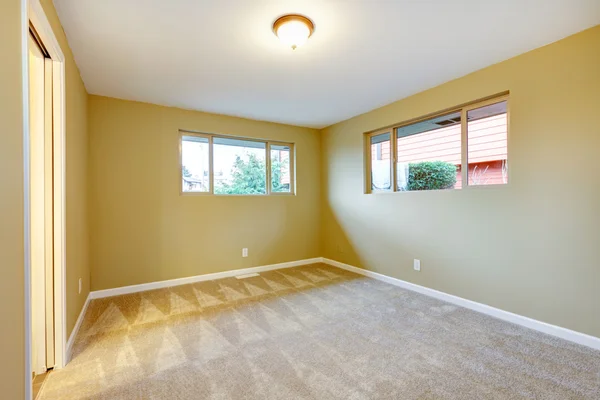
left=242, top=248, right=248, bottom=258
left=413, top=259, right=421, bottom=272
left=78, top=278, right=82, bottom=294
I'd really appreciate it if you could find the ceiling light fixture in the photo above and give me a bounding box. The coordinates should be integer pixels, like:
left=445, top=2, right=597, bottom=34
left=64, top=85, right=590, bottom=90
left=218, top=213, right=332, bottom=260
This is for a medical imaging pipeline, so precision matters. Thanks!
left=273, top=14, right=315, bottom=50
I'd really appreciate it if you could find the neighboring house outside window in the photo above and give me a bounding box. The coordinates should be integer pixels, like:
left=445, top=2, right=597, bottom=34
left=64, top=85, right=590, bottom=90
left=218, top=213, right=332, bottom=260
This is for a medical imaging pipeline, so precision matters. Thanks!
left=366, top=95, right=508, bottom=192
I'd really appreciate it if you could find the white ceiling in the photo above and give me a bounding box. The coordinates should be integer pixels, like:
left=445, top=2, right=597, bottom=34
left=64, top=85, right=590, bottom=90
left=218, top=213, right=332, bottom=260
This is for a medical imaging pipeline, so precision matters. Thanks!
left=54, top=0, right=600, bottom=128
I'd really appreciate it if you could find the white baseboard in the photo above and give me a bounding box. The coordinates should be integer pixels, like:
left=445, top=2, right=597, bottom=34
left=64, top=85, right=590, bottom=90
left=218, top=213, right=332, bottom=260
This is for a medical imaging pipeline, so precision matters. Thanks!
left=322, top=258, right=600, bottom=351
left=66, top=292, right=91, bottom=363
left=69, top=257, right=600, bottom=359
left=89, top=258, right=323, bottom=300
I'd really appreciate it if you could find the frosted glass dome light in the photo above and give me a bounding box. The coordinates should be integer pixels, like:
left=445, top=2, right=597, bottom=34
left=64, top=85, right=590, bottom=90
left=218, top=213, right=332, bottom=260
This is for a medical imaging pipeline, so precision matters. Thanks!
left=273, top=15, right=315, bottom=50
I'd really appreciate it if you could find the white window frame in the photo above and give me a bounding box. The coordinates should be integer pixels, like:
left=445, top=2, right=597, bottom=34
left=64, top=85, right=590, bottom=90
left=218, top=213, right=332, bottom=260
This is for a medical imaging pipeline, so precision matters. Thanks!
left=179, top=131, right=295, bottom=196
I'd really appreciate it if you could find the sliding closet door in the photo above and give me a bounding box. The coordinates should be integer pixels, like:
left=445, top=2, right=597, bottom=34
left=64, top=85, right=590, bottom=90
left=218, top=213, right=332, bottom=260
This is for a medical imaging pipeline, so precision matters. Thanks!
left=44, top=56, right=55, bottom=369
left=29, top=31, right=55, bottom=374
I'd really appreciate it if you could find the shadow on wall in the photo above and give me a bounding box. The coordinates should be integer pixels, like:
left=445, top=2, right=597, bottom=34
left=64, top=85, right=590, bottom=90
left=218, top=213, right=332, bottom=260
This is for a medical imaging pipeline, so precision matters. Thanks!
left=321, top=203, right=370, bottom=269
left=320, top=189, right=469, bottom=287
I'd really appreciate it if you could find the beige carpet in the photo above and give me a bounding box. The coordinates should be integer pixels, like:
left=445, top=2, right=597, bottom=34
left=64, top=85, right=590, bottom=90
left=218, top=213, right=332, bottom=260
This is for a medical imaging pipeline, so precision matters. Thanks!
left=39, top=263, right=600, bottom=399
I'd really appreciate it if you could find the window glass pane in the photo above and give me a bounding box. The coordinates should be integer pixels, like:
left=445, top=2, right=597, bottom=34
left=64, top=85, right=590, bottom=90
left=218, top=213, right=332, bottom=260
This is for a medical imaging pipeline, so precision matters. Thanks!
left=370, top=132, right=392, bottom=191
left=271, top=144, right=291, bottom=193
left=467, top=101, right=508, bottom=186
left=396, top=112, right=461, bottom=191
left=213, top=137, right=266, bottom=195
left=181, top=135, right=209, bottom=192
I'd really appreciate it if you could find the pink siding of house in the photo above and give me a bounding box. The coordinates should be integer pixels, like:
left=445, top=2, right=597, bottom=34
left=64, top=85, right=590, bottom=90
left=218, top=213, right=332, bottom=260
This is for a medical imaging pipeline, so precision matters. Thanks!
left=455, top=160, right=507, bottom=187
left=371, top=140, right=391, bottom=161
left=467, top=115, right=508, bottom=163
left=397, top=114, right=507, bottom=164
left=397, top=125, right=461, bottom=164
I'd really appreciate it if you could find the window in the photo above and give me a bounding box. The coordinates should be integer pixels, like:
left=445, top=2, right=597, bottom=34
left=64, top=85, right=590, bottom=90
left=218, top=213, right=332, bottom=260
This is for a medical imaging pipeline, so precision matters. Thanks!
left=396, top=111, right=462, bottom=191
left=365, top=95, right=508, bottom=192
left=180, top=132, right=294, bottom=195
left=467, top=101, right=508, bottom=186
left=181, top=136, right=210, bottom=193
left=213, top=137, right=267, bottom=195
left=270, top=144, right=292, bottom=193
left=370, top=132, right=392, bottom=191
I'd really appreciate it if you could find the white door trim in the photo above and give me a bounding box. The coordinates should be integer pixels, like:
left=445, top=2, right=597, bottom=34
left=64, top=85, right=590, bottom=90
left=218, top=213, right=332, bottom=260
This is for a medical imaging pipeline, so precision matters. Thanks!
left=26, top=0, right=67, bottom=382
left=21, top=0, right=32, bottom=397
